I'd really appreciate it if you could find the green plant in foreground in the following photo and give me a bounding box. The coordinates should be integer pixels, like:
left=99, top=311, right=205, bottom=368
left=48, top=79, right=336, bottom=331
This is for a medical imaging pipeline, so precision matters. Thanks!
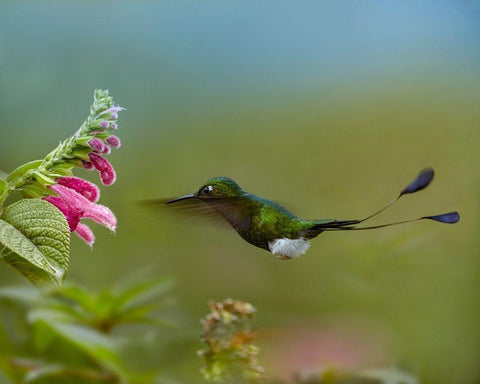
left=0, top=90, right=123, bottom=287
left=0, top=276, right=172, bottom=383
left=199, top=299, right=264, bottom=383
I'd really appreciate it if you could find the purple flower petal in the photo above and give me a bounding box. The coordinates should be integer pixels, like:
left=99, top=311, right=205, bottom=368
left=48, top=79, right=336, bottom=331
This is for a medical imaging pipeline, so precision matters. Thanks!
left=98, top=105, right=125, bottom=117
left=88, top=138, right=107, bottom=153
left=57, top=176, right=100, bottom=203
left=88, top=153, right=116, bottom=186
left=75, top=223, right=95, bottom=248
left=100, top=120, right=110, bottom=128
left=106, top=134, right=121, bottom=149
left=82, top=161, right=94, bottom=170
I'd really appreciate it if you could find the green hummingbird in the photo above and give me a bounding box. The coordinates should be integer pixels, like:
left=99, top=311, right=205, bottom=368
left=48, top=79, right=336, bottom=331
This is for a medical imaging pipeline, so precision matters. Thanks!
left=147, top=168, right=459, bottom=260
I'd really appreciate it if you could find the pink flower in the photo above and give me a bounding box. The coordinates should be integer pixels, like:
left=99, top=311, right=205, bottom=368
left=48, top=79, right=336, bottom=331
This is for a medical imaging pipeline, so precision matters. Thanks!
left=98, top=105, right=125, bottom=118
left=44, top=195, right=82, bottom=231
left=88, top=152, right=116, bottom=186
left=74, top=223, right=95, bottom=248
left=106, top=135, right=121, bottom=149
left=82, top=160, right=94, bottom=170
left=57, top=176, right=100, bottom=202
left=44, top=178, right=117, bottom=247
left=88, top=138, right=107, bottom=153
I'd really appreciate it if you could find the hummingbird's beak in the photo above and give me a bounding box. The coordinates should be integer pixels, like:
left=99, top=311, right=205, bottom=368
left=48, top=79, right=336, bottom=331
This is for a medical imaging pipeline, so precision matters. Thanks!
left=164, top=194, right=197, bottom=204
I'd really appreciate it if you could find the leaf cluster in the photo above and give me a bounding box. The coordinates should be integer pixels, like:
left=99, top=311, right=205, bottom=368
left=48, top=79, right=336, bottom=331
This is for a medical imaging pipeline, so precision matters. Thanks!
left=0, top=276, right=173, bottom=384
left=0, top=199, right=70, bottom=287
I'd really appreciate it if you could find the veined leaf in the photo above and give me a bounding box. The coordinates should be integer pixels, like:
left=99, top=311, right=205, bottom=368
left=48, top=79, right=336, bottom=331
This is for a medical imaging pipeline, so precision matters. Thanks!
left=0, top=199, right=70, bottom=287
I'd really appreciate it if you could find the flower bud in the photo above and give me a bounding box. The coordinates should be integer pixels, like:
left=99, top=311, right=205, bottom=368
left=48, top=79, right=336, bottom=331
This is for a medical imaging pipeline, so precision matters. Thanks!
left=88, top=138, right=107, bottom=153
left=106, top=135, right=121, bottom=149
left=82, top=161, right=94, bottom=170
left=88, top=153, right=116, bottom=186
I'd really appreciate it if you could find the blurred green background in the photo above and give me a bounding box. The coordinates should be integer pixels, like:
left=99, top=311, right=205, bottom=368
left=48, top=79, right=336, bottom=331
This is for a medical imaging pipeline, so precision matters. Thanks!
left=1, top=1, right=479, bottom=383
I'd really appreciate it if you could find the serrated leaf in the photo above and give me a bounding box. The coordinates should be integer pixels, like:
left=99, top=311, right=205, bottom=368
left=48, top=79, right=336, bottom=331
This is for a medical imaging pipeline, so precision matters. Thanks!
left=0, top=220, right=58, bottom=285
left=0, top=199, right=70, bottom=286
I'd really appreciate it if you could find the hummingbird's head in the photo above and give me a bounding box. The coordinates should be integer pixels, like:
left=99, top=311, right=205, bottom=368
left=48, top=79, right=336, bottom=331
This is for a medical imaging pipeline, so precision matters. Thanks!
left=196, top=177, right=244, bottom=199
left=164, top=177, right=244, bottom=205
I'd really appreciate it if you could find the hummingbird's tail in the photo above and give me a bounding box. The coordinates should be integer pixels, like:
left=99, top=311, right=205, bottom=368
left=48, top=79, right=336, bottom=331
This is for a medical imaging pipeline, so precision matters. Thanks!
left=313, top=168, right=459, bottom=233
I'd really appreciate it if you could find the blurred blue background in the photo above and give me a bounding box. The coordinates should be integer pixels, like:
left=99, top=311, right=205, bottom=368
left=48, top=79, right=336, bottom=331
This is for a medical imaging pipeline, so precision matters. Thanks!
left=1, top=1, right=479, bottom=383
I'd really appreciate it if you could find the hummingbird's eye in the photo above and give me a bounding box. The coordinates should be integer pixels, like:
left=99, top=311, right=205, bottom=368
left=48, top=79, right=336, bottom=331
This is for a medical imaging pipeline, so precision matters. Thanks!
left=201, top=186, right=213, bottom=196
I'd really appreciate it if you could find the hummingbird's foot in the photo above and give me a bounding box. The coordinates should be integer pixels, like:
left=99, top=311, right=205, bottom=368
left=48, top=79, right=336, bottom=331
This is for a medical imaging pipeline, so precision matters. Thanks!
left=275, top=254, right=292, bottom=260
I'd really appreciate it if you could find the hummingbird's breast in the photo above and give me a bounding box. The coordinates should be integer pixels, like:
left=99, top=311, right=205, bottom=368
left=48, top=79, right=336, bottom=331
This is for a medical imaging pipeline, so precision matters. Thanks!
left=207, top=194, right=305, bottom=252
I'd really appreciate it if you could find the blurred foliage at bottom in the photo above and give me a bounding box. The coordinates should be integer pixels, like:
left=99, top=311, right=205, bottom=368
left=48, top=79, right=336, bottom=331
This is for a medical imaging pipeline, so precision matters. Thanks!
left=0, top=276, right=173, bottom=384
left=0, top=286, right=420, bottom=384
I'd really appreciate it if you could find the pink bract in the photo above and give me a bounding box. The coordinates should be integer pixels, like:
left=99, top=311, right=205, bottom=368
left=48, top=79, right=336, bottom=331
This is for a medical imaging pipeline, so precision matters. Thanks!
left=88, top=138, right=107, bottom=153
left=106, top=135, right=121, bottom=149
left=75, top=223, right=95, bottom=248
left=57, top=176, right=100, bottom=202
left=88, top=152, right=116, bottom=186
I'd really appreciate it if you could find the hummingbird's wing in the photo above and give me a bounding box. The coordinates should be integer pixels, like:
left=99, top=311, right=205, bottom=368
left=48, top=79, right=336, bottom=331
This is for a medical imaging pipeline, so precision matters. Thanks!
left=140, top=197, right=253, bottom=230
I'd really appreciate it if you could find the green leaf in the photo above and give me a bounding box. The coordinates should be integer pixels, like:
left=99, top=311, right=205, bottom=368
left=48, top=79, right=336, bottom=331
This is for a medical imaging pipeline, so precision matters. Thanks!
left=0, top=179, right=9, bottom=210
left=60, top=284, right=95, bottom=312
left=5, top=160, right=43, bottom=183
left=0, top=179, right=7, bottom=198
left=0, top=199, right=70, bottom=287
left=0, top=286, right=41, bottom=304
left=30, top=316, right=127, bottom=381
left=113, top=277, right=173, bottom=311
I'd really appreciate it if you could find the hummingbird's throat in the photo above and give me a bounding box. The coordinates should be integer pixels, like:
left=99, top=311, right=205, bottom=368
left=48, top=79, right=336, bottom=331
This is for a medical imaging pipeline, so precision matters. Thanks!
left=268, top=238, right=311, bottom=260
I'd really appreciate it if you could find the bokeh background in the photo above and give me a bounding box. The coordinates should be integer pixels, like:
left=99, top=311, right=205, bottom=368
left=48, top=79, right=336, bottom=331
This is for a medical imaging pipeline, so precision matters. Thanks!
left=1, top=1, right=479, bottom=383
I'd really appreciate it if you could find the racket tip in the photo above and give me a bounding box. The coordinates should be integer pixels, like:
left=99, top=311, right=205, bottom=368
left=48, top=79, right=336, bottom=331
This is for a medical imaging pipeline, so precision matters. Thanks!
left=401, top=167, right=435, bottom=195
left=424, top=211, right=460, bottom=224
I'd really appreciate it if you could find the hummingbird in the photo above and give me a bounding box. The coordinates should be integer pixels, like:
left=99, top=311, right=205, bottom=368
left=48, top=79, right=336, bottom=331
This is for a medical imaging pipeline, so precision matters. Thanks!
left=147, top=168, right=459, bottom=260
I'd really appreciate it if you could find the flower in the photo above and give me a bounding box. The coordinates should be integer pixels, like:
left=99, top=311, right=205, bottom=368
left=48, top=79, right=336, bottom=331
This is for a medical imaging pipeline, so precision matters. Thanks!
left=106, top=135, right=121, bottom=149
left=2, top=90, right=123, bottom=249
left=44, top=177, right=117, bottom=248
left=88, top=152, right=116, bottom=186
left=57, top=176, right=100, bottom=202
left=74, top=223, right=95, bottom=248
left=98, top=105, right=125, bottom=118
left=88, top=138, right=107, bottom=153
left=82, top=160, right=94, bottom=170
